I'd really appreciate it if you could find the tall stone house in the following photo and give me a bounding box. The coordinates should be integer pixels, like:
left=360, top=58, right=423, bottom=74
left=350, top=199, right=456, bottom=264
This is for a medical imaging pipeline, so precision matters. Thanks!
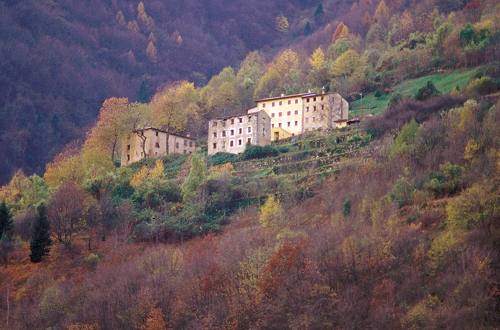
left=255, top=91, right=349, bottom=141
left=121, top=127, right=196, bottom=166
left=207, top=110, right=271, bottom=156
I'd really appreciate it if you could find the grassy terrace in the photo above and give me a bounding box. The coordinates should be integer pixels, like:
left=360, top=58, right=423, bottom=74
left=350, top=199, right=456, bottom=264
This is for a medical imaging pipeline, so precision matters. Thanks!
left=350, top=68, right=479, bottom=117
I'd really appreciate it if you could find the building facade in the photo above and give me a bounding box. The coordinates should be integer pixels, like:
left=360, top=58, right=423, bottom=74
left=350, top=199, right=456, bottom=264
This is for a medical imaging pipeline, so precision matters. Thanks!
left=207, top=110, right=271, bottom=155
left=121, top=127, right=196, bottom=166
left=255, top=92, right=349, bottom=141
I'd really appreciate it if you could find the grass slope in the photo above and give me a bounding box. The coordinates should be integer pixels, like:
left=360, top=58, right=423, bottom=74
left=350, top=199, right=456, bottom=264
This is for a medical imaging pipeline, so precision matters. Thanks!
left=350, top=68, right=479, bottom=117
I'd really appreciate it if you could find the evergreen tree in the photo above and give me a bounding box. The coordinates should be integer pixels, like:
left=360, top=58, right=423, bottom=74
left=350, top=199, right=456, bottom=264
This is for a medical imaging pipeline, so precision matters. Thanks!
left=304, top=21, right=312, bottom=35
left=137, top=79, right=153, bottom=103
left=314, top=3, right=324, bottom=22
left=30, top=205, right=52, bottom=263
left=0, top=202, right=13, bottom=239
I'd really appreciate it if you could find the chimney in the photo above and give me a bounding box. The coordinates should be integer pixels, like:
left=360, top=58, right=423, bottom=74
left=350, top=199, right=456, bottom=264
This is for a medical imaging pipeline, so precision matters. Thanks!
left=280, top=93, right=285, bottom=97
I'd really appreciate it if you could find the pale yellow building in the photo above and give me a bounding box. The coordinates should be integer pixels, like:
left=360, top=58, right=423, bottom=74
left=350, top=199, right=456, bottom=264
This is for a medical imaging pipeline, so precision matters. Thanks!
left=121, top=127, right=196, bottom=166
left=255, top=91, right=349, bottom=140
left=207, top=110, right=271, bottom=156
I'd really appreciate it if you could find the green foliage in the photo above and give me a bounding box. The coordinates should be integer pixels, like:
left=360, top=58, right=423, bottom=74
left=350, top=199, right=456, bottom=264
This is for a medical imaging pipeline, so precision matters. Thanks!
left=30, top=205, right=52, bottom=263
left=390, top=119, right=420, bottom=157
left=415, top=81, right=441, bottom=100
left=83, top=253, right=100, bottom=269
left=424, top=162, right=464, bottom=197
left=208, top=152, right=240, bottom=166
left=446, top=184, right=498, bottom=232
left=0, top=202, right=13, bottom=239
left=390, top=176, right=415, bottom=208
left=242, top=145, right=279, bottom=160
left=342, top=198, right=351, bottom=218
left=181, top=155, right=206, bottom=202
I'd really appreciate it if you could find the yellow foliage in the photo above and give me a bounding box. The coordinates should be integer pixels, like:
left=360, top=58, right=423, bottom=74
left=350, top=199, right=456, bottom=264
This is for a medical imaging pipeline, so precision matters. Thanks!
left=209, top=163, right=234, bottom=178
left=150, top=160, right=165, bottom=179
left=146, top=40, right=158, bottom=63
left=330, top=49, right=362, bottom=78
left=259, top=195, right=283, bottom=228
left=0, top=170, right=29, bottom=204
left=275, top=15, right=289, bottom=33
left=141, top=307, right=168, bottom=330
left=309, top=47, right=326, bottom=71
left=44, top=153, right=85, bottom=190
left=374, top=0, right=390, bottom=24
left=464, top=139, right=480, bottom=161
left=130, top=166, right=149, bottom=189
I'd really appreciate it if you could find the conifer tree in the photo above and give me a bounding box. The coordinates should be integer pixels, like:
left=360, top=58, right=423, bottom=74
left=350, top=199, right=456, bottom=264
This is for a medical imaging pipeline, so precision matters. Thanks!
left=314, top=3, right=324, bottom=22
left=0, top=201, right=13, bottom=239
left=30, top=205, right=52, bottom=263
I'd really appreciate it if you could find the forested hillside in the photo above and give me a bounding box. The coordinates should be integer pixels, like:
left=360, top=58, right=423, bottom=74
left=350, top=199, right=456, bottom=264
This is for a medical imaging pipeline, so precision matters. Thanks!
left=0, top=0, right=343, bottom=184
left=0, top=0, right=499, bottom=329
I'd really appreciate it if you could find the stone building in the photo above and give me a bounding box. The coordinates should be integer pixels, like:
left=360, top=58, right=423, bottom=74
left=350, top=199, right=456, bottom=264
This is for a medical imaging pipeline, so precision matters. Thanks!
left=255, top=91, right=349, bottom=141
left=207, top=110, right=271, bottom=156
left=121, top=127, right=196, bottom=166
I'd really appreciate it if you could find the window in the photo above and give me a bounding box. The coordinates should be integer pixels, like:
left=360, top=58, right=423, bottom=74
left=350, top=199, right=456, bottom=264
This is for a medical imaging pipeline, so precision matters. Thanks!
left=307, top=98, right=310, bottom=102
left=313, top=106, right=316, bottom=111
left=272, top=113, right=275, bottom=118
left=238, top=139, right=242, bottom=145
left=189, top=141, right=193, bottom=147
left=312, top=117, right=316, bottom=122
left=279, top=101, right=282, bottom=106
left=279, top=112, right=282, bottom=117
left=247, top=137, right=252, bottom=144
left=183, top=150, right=187, bottom=154
left=231, top=119, right=234, bottom=124
left=239, top=128, right=242, bottom=134
left=127, top=144, right=130, bottom=150
left=239, top=117, right=243, bottom=123
left=155, top=142, right=160, bottom=148
left=295, top=121, right=298, bottom=126
left=272, top=102, right=275, bottom=107
left=222, top=131, right=226, bottom=137
left=321, top=96, right=324, bottom=101
left=321, top=104, right=324, bottom=110
left=155, top=131, right=159, bottom=136
left=175, top=142, right=179, bottom=149
left=262, top=103, right=266, bottom=108
left=184, top=140, right=188, bottom=146
left=295, top=99, right=298, bottom=104
left=305, top=118, right=309, bottom=123
left=213, top=132, right=217, bottom=138
left=288, top=100, right=291, bottom=105
left=230, top=140, right=234, bottom=147
left=306, top=107, right=309, bottom=112
left=127, top=155, right=130, bottom=161
left=212, top=121, right=217, bottom=127
left=313, top=97, right=316, bottom=101
left=272, top=123, right=275, bottom=128
left=287, top=122, right=290, bottom=127
left=213, top=143, right=217, bottom=149
left=279, top=123, right=282, bottom=128
left=295, top=110, right=299, bottom=115
left=231, top=129, right=234, bottom=136
left=287, top=111, right=291, bottom=116
left=247, top=127, right=252, bottom=133
left=248, top=115, right=252, bottom=120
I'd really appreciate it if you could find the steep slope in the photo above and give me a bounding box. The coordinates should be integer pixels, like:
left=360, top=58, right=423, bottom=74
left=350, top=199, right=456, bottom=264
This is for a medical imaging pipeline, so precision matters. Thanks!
left=0, top=0, right=335, bottom=184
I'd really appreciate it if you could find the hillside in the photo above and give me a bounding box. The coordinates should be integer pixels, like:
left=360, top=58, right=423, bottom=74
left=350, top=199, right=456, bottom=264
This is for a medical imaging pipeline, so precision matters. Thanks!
left=0, top=0, right=344, bottom=184
left=0, top=92, right=498, bottom=329
left=0, top=0, right=499, bottom=329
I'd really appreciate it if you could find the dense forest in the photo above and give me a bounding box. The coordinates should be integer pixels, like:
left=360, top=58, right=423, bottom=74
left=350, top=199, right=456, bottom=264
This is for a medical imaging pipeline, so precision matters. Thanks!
left=0, top=0, right=499, bottom=329
left=0, top=0, right=348, bottom=184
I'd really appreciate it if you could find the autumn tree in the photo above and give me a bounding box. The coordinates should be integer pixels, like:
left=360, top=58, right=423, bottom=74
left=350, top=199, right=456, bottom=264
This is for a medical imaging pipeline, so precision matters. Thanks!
left=255, top=49, right=302, bottom=98
left=332, top=22, right=350, bottom=43
left=236, top=52, right=265, bottom=108
left=200, top=67, right=240, bottom=115
left=259, top=195, right=283, bottom=228
left=308, top=47, right=329, bottom=88
left=275, top=15, right=289, bottom=33
left=30, top=205, right=52, bottom=263
left=141, top=307, right=168, bottom=330
left=44, top=149, right=85, bottom=190
left=374, top=0, right=390, bottom=26
left=152, top=82, right=199, bottom=153
left=48, top=181, right=87, bottom=247
left=181, top=155, right=206, bottom=203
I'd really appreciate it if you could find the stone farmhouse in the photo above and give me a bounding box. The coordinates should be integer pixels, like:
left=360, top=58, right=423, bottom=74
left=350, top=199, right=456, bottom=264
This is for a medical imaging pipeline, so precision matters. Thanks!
left=121, top=127, right=196, bottom=166
left=207, top=110, right=271, bottom=156
left=255, top=91, right=349, bottom=141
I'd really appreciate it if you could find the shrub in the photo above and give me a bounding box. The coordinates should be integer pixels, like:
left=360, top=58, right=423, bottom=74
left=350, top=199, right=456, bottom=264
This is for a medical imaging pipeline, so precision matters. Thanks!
left=465, top=76, right=499, bottom=95
left=390, top=177, right=415, bottom=208
left=424, top=162, right=464, bottom=197
left=342, top=199, right=351, bottom=218
left=208, top=152, right=239, bottom=166
left=242, top=145, right=279, bottom=160
left=390, top=119, right=420, bottom=157
left=415, top=81, right=441, bottom=101
left=374, top=90, right=383, bottom=97
left=83, top=253, right=100, bottom=269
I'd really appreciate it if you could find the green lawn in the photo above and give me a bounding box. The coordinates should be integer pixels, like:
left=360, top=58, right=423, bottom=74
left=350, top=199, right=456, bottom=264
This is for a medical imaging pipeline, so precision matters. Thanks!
left=350, top=68, right=479, bottom=118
